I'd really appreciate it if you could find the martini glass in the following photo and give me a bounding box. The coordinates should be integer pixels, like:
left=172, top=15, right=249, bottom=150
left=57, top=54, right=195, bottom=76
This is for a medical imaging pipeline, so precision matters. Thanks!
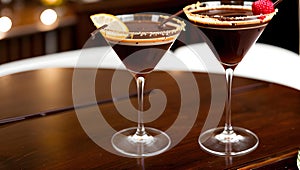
left=100, top=13, right=185, bottom=157
left=184, top=1, right=277, bottom=156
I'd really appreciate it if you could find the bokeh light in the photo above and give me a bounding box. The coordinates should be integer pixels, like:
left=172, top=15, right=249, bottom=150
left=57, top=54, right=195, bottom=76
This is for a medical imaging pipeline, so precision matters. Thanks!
left=41, top=0, right=64, bottom=6
left=0, top=16, right=12, bottom=32
left=40, top=8, right=58, bottom=26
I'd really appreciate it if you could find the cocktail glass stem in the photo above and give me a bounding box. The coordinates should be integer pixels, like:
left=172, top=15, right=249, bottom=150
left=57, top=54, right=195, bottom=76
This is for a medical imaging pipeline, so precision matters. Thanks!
left=224, top=67, right=233, bottom=133
left=135, top=76, right=147, bottom=137
left=111, top=73, right=171, bottom=157
left=198, top=66, right=259, bottom=156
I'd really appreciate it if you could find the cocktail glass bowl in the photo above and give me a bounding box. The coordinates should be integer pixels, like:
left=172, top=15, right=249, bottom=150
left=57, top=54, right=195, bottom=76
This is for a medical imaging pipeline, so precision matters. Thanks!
left=100, top=13, right=185, bottom=157
left=184, top=1, right=277, bottom=156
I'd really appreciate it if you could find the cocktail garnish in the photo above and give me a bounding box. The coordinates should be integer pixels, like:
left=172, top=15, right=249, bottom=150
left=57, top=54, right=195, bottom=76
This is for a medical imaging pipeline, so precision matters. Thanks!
left=90, top=24, right=108, bottom=39
left=90, top=13, right=129, bottom=39
left=274, top=0, right=283, bottom=7
left=159, top=10, right=183, bottom=28
left=252, top=0, right=275, bottom=15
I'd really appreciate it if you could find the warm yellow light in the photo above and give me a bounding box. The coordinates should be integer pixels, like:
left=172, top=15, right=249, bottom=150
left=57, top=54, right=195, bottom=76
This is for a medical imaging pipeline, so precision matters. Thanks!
left=0, top=16, right=12, bottom=32
left=40, top=9, right=58, bottom=26
left=41, top=0, right=64, bottom=6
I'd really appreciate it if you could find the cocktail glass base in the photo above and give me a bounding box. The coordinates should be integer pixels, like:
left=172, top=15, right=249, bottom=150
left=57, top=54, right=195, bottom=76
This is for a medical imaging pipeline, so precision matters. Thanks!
left=112, top=127, right=171, bottom=157
left=199, top=126, right=259, bottom=156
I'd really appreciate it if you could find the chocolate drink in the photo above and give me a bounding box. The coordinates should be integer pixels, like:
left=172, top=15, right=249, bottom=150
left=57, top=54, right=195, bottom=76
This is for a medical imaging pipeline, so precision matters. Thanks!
left=107, top=21, right=178, bottom=74
left=185, top=4, right=275, bottom=68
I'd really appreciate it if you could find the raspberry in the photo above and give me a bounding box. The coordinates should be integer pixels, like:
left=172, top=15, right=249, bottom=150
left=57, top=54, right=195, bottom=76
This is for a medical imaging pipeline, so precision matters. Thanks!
left=252, top=0, right=275, bottom=15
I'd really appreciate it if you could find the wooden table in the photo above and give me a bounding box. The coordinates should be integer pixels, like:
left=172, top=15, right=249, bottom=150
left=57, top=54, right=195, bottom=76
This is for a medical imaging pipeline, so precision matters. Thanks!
left=0, top=68, right=299, bottom=169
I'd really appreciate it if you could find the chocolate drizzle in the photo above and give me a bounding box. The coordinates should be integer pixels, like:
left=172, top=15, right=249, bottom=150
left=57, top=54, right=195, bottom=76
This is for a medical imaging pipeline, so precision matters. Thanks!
left=183, top=1, right=277, bottom=27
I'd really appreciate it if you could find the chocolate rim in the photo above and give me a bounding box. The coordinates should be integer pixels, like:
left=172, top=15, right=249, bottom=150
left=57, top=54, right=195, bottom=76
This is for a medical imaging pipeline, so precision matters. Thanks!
left=183, top=1, right=277, bottom=26
left=101, top=14, right=186, bottom=40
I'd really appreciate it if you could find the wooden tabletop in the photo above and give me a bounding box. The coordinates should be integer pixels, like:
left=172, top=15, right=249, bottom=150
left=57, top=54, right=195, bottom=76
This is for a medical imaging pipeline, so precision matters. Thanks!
left=0, top=68, right=299, bottom=169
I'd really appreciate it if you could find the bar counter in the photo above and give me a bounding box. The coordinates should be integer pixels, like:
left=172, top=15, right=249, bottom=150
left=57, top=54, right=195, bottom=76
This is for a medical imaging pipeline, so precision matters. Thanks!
left=0, top=67, right=299, bottom=169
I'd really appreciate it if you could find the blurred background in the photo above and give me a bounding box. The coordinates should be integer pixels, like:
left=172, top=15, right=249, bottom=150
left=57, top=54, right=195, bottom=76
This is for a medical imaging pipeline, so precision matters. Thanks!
left=0, top=0, right=298, bottom=64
